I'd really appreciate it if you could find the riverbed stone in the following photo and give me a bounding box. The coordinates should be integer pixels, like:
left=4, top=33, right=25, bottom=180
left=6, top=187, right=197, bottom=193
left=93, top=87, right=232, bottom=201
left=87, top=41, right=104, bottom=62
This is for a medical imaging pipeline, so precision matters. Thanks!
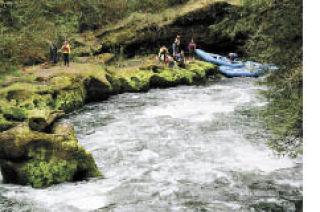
left=0, top=123, right=102, bottom=188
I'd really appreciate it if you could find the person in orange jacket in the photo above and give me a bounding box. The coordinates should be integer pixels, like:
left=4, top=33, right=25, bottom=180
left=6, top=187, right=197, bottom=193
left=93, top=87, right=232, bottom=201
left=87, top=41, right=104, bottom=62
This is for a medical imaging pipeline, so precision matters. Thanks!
left=61, top=41, right=71, bottom=67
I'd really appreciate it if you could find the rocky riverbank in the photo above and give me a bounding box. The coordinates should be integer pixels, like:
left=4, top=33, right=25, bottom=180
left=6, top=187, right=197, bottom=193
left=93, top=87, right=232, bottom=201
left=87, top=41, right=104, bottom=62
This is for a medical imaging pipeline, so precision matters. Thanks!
left=0, top=59, right=216, bottom=188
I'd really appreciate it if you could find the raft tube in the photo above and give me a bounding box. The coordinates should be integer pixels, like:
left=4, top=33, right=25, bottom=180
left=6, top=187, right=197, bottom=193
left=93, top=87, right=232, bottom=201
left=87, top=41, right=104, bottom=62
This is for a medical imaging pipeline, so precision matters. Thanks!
left=218, top=65, right=265, bottom=77
left=195, top=49, right=243, bottom=68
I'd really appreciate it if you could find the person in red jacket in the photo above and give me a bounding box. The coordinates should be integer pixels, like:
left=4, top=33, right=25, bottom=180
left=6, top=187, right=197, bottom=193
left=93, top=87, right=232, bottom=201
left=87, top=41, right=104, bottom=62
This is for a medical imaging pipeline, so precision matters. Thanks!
left=188, top=39, right=196, bottom=61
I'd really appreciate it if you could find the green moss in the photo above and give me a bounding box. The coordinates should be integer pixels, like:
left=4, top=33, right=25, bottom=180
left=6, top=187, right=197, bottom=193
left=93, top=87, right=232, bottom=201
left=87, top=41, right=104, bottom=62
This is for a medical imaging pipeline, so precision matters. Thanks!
left=22, top=158, right=78, bottom=188
left=32, top=94, right=55, bottom=109
left=111, top=61, right=216, bottom=90
left=54, top=88, right=86, bottom=112
left=0, top=107, right=27, bottom=121
left=0, top=114, right=17, bottom=132
left=28, top=110, right=64, bottom=132
left=50, top=76, right=74, bottom=90
left=117, top=70, right=152, bottom=92
left=0, top=124, right=102, bottom=188
left=149, top=66, right=196, bottom=87
left=1, top=83, right=54, bottom=97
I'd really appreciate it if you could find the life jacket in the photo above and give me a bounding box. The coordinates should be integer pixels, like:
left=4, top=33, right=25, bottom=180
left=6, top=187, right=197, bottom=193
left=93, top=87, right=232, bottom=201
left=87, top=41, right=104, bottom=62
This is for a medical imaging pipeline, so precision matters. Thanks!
left=189, top=43, right=195, bottom=51
left=175, top=54, right=182, bottom=62
left=159, top=47, right=168, bottom=57
left=189, top=42, right=196, bottom=52
left=62, top=44, right=71, bottom=54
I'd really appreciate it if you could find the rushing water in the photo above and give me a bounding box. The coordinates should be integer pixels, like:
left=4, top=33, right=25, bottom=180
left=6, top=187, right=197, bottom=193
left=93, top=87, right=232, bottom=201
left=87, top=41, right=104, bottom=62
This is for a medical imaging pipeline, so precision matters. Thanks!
left=0, top=78, right=302, bottom=212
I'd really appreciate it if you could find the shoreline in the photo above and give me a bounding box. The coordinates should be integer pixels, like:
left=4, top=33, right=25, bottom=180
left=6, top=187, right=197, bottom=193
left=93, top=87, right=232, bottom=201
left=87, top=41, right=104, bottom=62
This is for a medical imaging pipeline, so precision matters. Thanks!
left=0, top=59, right=217, bottom=188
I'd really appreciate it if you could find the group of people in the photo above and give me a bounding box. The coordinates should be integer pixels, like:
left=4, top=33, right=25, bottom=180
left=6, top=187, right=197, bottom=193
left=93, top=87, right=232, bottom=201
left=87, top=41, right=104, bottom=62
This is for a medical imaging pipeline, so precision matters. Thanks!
left=158, top=35, right=197, bottom=69
left=51, top=38, right=237, bottom=69
left=50, top=41, right=71, bottom=67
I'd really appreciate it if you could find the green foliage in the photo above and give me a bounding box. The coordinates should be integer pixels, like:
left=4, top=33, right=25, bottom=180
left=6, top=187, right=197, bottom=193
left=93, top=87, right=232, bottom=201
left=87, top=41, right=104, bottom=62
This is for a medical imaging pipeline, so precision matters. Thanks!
left=242, top=0, right=302, bottom=153
left=0, top=0, right=189, bottom=74
left=251, top=0, right=302, bottom=153
left=0, top=0, right=302, bottom=156
left=209, top=0, right=302, bottom=154
left=0, top=114, right=17, bottom=131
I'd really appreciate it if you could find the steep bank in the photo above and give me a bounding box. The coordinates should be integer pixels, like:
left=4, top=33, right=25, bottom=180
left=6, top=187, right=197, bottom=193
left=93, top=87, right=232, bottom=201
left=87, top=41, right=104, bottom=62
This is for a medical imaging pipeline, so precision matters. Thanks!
left=0, top=59, right=216, bottom=188
left=97, top=1, right=243, bottom=56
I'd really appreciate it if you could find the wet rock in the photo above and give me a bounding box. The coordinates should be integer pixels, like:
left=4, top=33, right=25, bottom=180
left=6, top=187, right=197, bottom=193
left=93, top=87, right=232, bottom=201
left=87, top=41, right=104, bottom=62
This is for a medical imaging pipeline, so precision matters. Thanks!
left=84, top=76, right=112, bottom=102
left=0, top=123, right=102, bottom=188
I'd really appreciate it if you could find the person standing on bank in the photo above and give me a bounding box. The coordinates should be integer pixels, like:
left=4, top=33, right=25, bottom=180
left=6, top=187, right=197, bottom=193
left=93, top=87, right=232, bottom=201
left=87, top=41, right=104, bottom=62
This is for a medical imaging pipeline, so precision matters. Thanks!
left=172, top=35, right=181, bottom=58
left=61, top=41, right=71, bottom=67
left=50, top=42, right=58, bottom=65
left=188, top=39, right=196, bottom=61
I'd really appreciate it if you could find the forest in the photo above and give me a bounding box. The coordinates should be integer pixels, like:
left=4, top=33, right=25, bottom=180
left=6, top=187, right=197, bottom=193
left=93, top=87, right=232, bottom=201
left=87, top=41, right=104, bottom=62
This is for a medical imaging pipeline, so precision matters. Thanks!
left=0, top=0, right=304, bottom=210
left=0, top=0, right=302, bottom=154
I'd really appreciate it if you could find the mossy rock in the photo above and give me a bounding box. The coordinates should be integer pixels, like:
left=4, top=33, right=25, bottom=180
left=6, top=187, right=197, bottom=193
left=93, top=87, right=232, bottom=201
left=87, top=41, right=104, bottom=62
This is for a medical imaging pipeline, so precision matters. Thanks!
left=0, top=114, right=17, bottom=132
left=149, top=67, right=192, bottom=88
left=105, top=73, right=122, bottom=94
left=50, top=76, right=74, bottom=90
left=31, top=94, right=55, bottom=109
left=84, top=76, right=113, bottom=102
left=0, top=107, right=27, bottom=121
left=118, top=72, right=151, bottom=92
left=0, top=123, right=102, bottom=188
left=28, top=109, right=64, bottom=132
left=54, top=87, right=86, bottom=112
left=6, top=89, right=33, bottom=103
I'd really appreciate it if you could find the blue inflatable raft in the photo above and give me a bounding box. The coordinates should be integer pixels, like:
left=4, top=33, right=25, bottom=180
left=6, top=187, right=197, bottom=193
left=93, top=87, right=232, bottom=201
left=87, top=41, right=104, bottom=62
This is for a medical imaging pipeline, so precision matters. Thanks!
left=196, top=49, right=278, bottom=77
left=195, top=49, right=243, bottom=68
left=219, top=65, right=264, bottom=77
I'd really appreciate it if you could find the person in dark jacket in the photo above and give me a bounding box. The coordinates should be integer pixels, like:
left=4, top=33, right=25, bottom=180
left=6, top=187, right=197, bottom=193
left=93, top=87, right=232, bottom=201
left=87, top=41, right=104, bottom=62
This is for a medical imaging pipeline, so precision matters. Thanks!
left=175, top=50, right=186, bottom=68
left=50, top=42, right=58, bottom=65
left=228, top=52, right=238, bottom=61
left=172, top=35, right=181, bottom=57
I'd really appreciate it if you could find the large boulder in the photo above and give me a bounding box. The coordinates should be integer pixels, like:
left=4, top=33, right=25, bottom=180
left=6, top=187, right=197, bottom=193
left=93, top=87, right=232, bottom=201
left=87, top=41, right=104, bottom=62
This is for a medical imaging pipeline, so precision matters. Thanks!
left=0, top=123, right=102, bottom=188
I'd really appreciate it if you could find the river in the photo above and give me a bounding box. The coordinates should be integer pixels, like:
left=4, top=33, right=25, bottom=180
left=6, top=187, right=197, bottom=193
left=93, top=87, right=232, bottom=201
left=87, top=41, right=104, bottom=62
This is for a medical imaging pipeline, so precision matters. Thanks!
left=0, top=78, right=302, bottom=211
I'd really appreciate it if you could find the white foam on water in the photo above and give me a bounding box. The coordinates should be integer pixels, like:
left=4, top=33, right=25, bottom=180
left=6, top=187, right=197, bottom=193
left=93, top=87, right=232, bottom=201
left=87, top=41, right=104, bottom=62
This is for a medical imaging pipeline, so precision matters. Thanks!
left=0, top=78, right=302, bottom=211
